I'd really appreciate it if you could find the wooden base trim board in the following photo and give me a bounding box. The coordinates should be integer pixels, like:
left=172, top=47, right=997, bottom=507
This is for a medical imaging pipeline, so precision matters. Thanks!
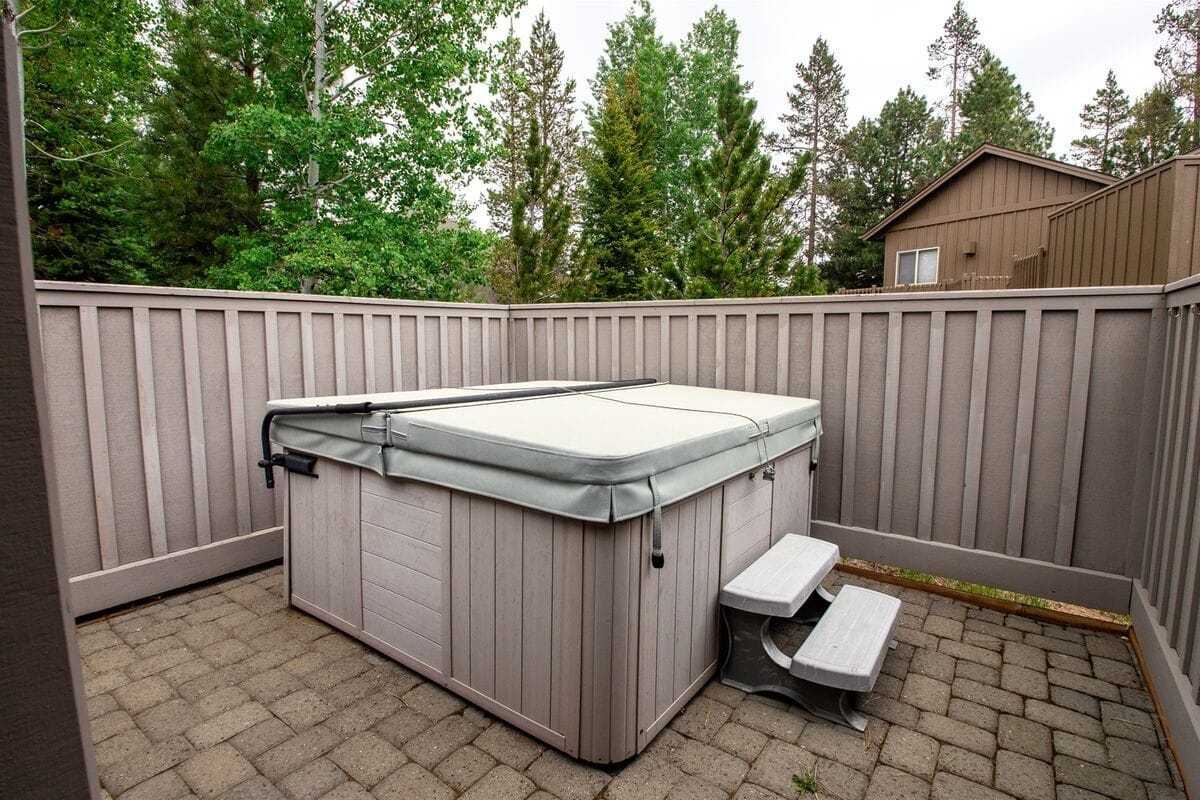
left=835, top=562, right=1128, bottom=635
left=1130, top=582, right=1198, bottom=800
left=69, top=527, right=282, bottom=616
left=811, top=521, right=1133, bottom=615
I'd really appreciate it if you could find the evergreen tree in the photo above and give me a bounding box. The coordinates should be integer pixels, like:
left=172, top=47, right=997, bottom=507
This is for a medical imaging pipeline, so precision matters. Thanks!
left=1118, top=83, right=1185, bottom=173
left=1070, top=71, right=1131, bottom=175
left=677, top=8, right=743, bottom=193
left=484, top=24, right=526, bottom=247
left=1154, top=0, right=1200, bottom=148
left=927, top=1, right=986, bottom=139
left=827, top=88, right=946, bottom=289
left=774, top=37, right=848, bottom=269
left=142, top=0, right=267, bottom=285
left=579, top=70, right=672, bottom=300
left=523, top=12, right=583, bottom=205
left=19, top=0, right=156, bottom=283
left=955, top=54, right=1053, bottom=156
left=509, top=118, right=571, bottom=302
left=681, top=77, right=809, bottom=298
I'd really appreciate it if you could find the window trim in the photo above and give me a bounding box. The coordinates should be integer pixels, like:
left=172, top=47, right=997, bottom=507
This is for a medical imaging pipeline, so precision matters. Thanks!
left=895, top=246, right=940, bottom=285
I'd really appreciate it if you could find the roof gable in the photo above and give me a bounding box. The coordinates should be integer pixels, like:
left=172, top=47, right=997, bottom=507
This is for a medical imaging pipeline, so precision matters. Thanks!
left=863, top=144, right=1116, bottom=242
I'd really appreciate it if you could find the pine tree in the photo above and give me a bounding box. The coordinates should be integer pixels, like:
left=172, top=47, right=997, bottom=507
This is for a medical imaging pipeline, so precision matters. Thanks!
left=509, top=118, right=571, bottom=302
left=677, top=9, right=743, bottom=192
left=485, top=12, right=581, bottom=301
left=1118, top=83, right=1185, bottom=173
left=1070, top=71, right=1131, bottom=175
left=827, top=88, right=946, bottom=289
left=774, top=37, right=848, bottom=269
left=580, top=70, right=672, bottom=300
left=955, top=54, right=1053, bottom=156
left=1154, top=0, right=1200, bottom=148
left=927, top=1, right=986, bottom=139
left=681, top=77, right=809, bottom=298
left=19, top=0, right=156, bottom=283
left=142, top=0, right=266, bottom=285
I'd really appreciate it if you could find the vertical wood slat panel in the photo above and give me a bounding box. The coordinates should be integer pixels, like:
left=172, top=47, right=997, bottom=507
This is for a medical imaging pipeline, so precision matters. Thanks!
left=1157, top=310, right=1197, bottom=609
left=1007, top=311, right=1042, bottom=557
left=1054, top=308, right=1095, bottom=566
left=840, top=313, right=861, bottom=525
left=333, top=312, right=348, bottom=395
left=659, top=315, right=670, bottom=383
left=635, top=315, right=644, bottom=379
left=225, top=310, right=251, bottom=535
left=1166, top=313, right=1200, bottom=637
left=960, top=310, right=992, bottom=548
left=715, top=313, right=727, bottom=390
left=264, top=310, right=281, bottom=401
left=878, top=312, right=902, bottom=532
left=363, top=314, right=376, bottom=393
left=525, top=317, right=535, bottom=382
left=588, top=315, right=598, bottom=380
left=744, top=313, right=757, bottom=391
left=482, top=316, right=492, bottom=383
left=132, top=308, right=168, bottom=557
left=461, top=315, right=471, bottom=386
left=439, top=315, right=449, bottom=387
left=917, top=311, right=946, bottom=541
left=300, top=311, right=316, bottom=397
left=687, top=314, right=698, bottom=386
left=390, top=315, right=404, bottom=391
left=416, top=314, right=428, bottom=388
left=180, top=308, right=212, bottom=545
left=500, top=315, right=510, bottom=383
left=610, top=316, right=620, bottom=379
left=547, top=315, right=557, bottom=380
left=809, top=312, right=824, bottom=400
left=1144, top=311, right=1180, bottom=594
left=80, top=306, right=119, bottom=569
left=776, top=314, right=790, bottom=396
left=567, top=315, right=576, bottom=380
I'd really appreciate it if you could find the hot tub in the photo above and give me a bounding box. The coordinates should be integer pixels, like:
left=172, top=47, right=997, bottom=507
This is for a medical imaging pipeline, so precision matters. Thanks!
left=265, top=380, right=821, bottom=763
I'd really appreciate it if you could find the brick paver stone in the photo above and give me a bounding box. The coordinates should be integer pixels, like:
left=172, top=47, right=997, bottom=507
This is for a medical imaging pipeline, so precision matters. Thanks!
left=930, top=771, right=1008, bottom=800
left=879, top=726, right=939, bottom=780
left=403, top=714, right=481, bottom=769
left=460, top=764, right=537, bottom=800
left=525, top=749, right=610, bottom=800
left=1106, top=736, right=1171, bottom=784
left=373, top=762, right=455, bottom=800
left=432, top=744, right=496, bottom=792
left=995, top=749, right=1055, bottom=800
left=474, top=722, right=546, bottom=771
left=996, top=714, right=1052, bottom=762
left=1054, top=754, right=1150, bottom=800
left=605, top=753, right=684, bottom=800
left=329, top=730, right=406, bottom=788
left=864, top=764, right=930, bottom=800
left=711, top=722, right=768, bottom=763
left=277, top=757, right=347, bottom=800
left=176, top=743, right=255, bottom=798
left=745, top=739, right=817, bottom=797
left=900, top=674, right=951, bottom=715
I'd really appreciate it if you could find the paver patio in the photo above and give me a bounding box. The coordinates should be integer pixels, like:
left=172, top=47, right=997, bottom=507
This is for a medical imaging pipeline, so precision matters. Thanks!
left=79, top=564, right=1186, bottom=800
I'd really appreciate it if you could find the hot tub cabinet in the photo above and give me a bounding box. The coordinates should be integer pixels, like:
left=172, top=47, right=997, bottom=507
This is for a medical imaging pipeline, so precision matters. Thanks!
left=269, top=382, right=820, bottom=763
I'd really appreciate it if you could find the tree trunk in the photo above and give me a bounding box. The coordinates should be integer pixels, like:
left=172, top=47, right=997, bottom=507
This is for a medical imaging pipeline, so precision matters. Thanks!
left=303, top=0, right=325, bottom=295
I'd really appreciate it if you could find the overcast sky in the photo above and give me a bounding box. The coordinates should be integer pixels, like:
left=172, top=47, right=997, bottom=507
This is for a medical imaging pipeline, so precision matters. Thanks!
left=468, top=0, right=1166, bottom=223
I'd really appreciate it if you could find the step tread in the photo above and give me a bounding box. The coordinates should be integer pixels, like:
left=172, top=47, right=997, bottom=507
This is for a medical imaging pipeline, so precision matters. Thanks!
left=790, top=585, right=902, bottom=692
left=719, top=534, right=839, bottom=617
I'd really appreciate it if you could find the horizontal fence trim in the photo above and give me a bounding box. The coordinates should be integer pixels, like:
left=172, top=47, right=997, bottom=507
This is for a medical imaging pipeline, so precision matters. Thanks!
left=69, top=527, right=282, bottom=616
left=1130, top=582, right=1200, bottom=798
left=1055, top=308, right=1095, bottom=566
left=132, top=307, right=168, bottom=559
left=878, top=311, right=902, bottom=533
left=1007, top=310, right=1042, bottom=558
left=917, top=311, right=946, bottom=541
left=840, top=312, right=862, bottom=526
left=814, top=520, right=1133, bottom=614
left=80, top=305, right=119, bottom=571
left=181, top=308, right=212, bottom=546
left=960, top=310, right=991, bottom=549
left=224, top=310, right=251, bottom=536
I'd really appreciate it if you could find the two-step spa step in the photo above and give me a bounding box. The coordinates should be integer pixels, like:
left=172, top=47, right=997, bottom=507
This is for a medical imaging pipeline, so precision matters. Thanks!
left=718, top=534, right=902, bottom=728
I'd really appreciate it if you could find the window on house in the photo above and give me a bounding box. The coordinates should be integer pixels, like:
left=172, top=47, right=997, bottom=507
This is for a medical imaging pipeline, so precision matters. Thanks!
left=897, top=248, right=939, bottom=285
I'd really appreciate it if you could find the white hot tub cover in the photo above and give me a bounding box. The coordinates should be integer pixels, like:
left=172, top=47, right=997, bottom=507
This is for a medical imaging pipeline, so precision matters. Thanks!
left=267, top=381, right=820, bottom=524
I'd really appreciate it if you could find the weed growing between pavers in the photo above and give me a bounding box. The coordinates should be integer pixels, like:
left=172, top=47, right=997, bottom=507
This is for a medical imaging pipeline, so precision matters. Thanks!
left=792, top=767, right=819, bottom=796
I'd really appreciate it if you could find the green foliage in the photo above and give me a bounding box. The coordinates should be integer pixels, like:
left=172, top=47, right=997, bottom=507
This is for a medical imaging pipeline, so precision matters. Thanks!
left=927, top=0, right=986, bottom=139
left=774, top=37, right=848, bottom=268
left=579, top=70, right=673, bottom=300
left=679, top=77, right=809, bottom=298
left=1118, top=82, right=1185, bottom=174
left=21, top=0, right=156, bottom=282
left=827, top=88, right=946, bottom=289
left=507, top=118, right=571, bottom=302
left=955, top=54, right=1053, bottom=156
left=1154, top=0, right=1200, bottom=148
left=792, top=768, right=820, bottom=796
left=1071, top=71, right=1132, bottom=176
left=486, top=11, right=581, bottom=302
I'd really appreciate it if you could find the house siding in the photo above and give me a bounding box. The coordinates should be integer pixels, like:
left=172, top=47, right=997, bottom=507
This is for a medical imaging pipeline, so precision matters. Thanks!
left=881, top=154, right=1110, bottom=286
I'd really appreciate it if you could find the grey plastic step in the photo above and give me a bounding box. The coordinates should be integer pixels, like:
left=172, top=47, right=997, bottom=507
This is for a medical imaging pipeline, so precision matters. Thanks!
left=719, top=534, right=839, bottom=617
left=789, top=585, right=902, bottom=692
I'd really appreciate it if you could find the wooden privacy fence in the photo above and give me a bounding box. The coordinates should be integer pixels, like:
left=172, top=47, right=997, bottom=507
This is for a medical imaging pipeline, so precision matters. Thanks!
left=508, top=287, right=1164, bottom=612
left=37, top=283, right=508, bottom=614
left=1011, top=250, right=1046, bottom=289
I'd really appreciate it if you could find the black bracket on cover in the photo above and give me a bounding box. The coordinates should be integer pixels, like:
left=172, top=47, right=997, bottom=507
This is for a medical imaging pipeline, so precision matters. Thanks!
left=258, top=452, right=319, bottom=483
